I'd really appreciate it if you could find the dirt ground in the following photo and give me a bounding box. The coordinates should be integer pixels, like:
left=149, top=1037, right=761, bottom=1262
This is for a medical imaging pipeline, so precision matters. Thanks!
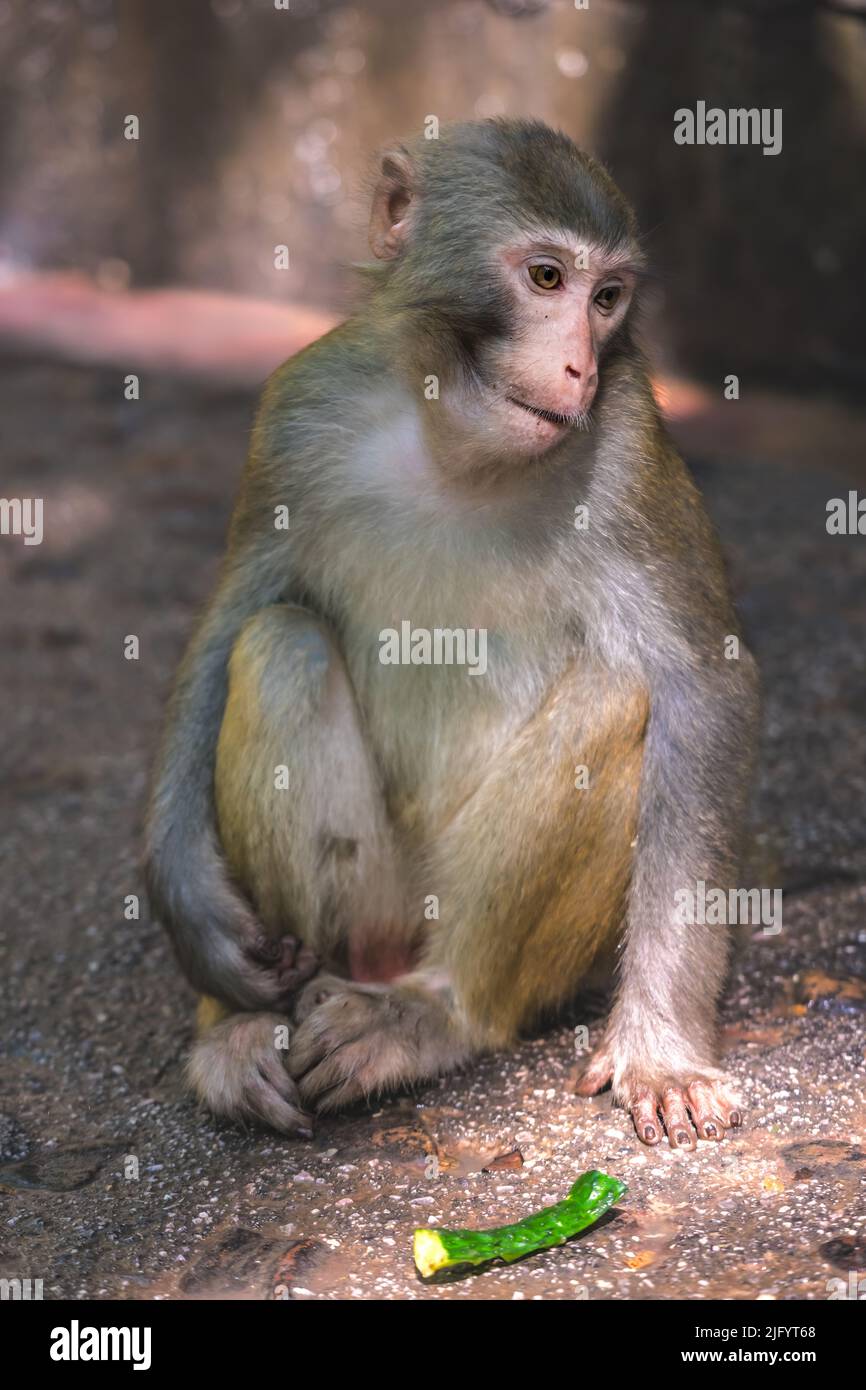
left=1, top=359, right=864, bottom=1301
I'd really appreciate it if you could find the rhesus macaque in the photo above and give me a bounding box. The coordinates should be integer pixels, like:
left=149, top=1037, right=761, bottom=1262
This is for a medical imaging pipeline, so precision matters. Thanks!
left=147, top=121, right=758, bottom=1149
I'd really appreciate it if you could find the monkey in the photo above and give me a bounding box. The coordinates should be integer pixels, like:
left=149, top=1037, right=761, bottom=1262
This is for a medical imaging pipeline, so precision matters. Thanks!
left=146, top=120, right=759, bottom=1150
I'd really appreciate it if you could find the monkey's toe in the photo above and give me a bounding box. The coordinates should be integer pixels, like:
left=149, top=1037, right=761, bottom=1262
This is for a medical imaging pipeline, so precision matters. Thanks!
left=660, top=1087, right=696, bottom=1150
left=623, top=1074, right=743, bottom=1149
left=289, top=987, right=414, bottom=1111
left=187, top=1012, right=314, bottom=1138
left=574, top=1050, right=614, bottom=1096
left=292, top=972, right=352, bottom=1024
left=685, top=1078, right=742, bottom=1141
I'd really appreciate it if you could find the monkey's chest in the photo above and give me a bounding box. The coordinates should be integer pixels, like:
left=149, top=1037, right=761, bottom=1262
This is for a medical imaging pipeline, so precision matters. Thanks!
left=299, top=480, right=595, bottom=835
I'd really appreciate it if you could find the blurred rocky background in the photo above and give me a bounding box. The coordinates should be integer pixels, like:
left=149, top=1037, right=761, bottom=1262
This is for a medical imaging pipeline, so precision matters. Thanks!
left=0, top=0, right=864, bottom=390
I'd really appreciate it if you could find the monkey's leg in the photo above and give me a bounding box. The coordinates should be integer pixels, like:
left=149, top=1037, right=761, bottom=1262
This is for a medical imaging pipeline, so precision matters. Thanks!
left=187, top=604, right=407, bottom=1134
left=289, top=666, right=650, bottom=1114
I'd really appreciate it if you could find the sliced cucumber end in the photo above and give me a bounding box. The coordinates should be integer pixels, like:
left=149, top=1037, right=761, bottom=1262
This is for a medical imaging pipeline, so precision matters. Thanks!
left=413, top=1228, right=450, bottom=1279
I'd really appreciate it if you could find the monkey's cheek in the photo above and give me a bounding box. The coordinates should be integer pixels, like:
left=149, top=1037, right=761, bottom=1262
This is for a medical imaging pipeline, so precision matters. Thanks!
left=496, top=397, right=570, bottom=455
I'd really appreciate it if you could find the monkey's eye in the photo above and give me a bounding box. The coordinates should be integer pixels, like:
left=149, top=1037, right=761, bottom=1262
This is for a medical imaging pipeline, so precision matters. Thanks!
left=528, top=263, right=562, bottom=290
left=594, top=284, right=623, bottom=313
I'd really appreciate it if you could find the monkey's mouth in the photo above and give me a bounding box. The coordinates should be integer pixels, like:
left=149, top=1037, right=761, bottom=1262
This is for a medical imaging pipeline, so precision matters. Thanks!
left=506, top=396, right=576, bottom=428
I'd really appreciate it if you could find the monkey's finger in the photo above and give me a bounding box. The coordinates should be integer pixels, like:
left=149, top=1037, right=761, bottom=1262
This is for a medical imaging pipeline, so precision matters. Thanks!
left=197, top=936, right=307, bottom=1013
left=247, top=933, right=319, bottom=986
left=684, top=1081, right=729, bottom=1141
left=275, top=942, right=320, bottom=991
left=660, top=1087, right=696, bottom=1150
left=631, top=1087, right=663, bottom=1145
left=707, top=1082, right=743, bottom=1131
left=246, top=933, right=285, bottom=966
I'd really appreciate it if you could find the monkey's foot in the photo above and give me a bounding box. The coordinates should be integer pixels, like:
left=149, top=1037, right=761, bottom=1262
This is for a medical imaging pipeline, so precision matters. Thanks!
left=574, top=1046, right=618, bottom=1098
left=288, top=976, right=460, bottom=1112
left=576, top=1054, right=742, bottom=1150
left=187, top=1011, right=314, bottom=1138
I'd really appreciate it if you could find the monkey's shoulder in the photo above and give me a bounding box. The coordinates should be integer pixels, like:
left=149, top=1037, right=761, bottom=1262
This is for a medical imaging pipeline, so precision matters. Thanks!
left=240, top=320, right=397, bottom=502
left=256, top=318, right=390, bottom=430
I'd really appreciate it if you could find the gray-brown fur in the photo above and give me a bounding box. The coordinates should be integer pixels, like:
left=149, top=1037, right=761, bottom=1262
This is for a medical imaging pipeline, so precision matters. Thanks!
left=145, top=120, right=759, bottom=1148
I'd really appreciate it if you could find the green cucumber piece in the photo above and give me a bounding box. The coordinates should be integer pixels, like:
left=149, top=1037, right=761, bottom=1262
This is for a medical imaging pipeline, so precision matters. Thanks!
left=413, top=1168, right=626, bottom=1279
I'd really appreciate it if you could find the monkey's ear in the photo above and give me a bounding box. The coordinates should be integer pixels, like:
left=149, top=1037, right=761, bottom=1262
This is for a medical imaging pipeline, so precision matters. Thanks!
left=369, top=147, right=416, bottom=260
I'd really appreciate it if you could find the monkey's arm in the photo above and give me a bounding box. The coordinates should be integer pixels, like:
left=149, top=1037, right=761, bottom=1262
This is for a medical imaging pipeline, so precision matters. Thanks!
left=145, top=537, right=309, bottom=1010
left=581, top=630, right=759, bottom=1143
left=146, top=332, right=365, bottom=1010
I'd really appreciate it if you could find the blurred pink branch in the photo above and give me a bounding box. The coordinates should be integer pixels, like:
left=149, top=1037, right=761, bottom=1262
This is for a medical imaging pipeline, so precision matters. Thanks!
left=0, top=272, right=338, bottom=386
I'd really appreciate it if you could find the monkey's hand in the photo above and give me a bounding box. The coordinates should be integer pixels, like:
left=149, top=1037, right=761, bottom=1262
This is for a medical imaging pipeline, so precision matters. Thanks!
left=576, top=1046, right=743, bottom=1151
left=146, top=831, right=319, bottom=1011
left=247, top=931, right=320, bottom=996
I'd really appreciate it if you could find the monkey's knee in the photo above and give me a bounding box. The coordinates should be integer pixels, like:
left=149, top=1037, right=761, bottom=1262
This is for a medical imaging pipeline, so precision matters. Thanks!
left=187, top=1010, right=313, bottom=1137
left=213, top=605, right=339, bottom=922
left=225, top=604, right=336, bottom=728
left=214, top=603, right=401, bottom=955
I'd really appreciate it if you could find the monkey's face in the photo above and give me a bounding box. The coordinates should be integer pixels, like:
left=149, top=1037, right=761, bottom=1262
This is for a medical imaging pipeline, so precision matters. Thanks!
left=367, top=124, right=644, bottom=465
left=468, top=235, right=638, bottom=456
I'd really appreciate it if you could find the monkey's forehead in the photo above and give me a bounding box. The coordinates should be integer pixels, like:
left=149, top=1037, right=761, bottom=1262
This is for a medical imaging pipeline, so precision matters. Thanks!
left=503, top=226, right=644, bottom=274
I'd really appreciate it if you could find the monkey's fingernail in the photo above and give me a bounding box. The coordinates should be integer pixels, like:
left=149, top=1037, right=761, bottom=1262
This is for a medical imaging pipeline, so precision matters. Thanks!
left=297, top=1126, right=314, bottom=1140
left=704, top=1122, right=719, bottom=1138
left=729, top=1110, right=741, bottom=1127
left=643, top=1124, right=657, bottom=1142
left=675, top=1129, right=690, bottom=1146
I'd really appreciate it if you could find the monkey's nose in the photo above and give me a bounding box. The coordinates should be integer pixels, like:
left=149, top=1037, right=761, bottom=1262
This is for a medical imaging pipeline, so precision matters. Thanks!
left=565, top=364, right=598, bottom=390
left=565, top=365, right=598, bottom=409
